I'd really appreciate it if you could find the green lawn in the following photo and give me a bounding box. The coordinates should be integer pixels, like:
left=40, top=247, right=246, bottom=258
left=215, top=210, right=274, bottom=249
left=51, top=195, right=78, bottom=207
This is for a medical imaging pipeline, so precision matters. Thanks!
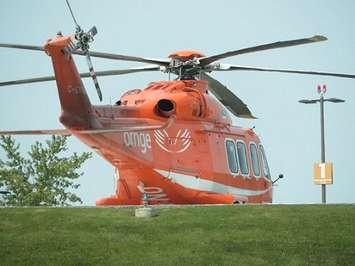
left=0, top=205, right=354, bottom=265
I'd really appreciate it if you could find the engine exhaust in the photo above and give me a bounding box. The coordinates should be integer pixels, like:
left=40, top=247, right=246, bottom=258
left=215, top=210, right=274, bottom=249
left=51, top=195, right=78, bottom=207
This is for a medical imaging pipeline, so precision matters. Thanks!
left=156, top=99, right=175, bottom=117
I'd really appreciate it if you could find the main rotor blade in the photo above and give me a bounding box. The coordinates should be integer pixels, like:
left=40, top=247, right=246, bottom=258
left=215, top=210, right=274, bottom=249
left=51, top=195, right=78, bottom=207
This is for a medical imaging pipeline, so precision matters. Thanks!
left=0, top=42, right=169, bottom=66
left=0, top=43, right=44, bottom=51
left=83, top=50, right=170, bottom=66
left=0, top=76, right=56, bottom=86
left=199, top=35, right=327, bottom=66
left=216, top=64, right=355, bottom=79
left=200, top=72, right=256, bottom=119
left=0, top=66, right=160, bottom=87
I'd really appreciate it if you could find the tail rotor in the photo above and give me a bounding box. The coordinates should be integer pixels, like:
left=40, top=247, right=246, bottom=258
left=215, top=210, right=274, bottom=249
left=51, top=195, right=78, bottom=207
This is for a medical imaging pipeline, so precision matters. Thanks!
left=65, top=0, right=103, bottom=101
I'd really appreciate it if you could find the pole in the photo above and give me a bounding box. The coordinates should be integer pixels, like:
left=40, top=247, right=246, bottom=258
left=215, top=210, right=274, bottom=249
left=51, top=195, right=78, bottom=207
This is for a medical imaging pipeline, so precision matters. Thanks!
left=320, top=93, right=326, bottom=204
left=300, top=85, right=344, bottom=204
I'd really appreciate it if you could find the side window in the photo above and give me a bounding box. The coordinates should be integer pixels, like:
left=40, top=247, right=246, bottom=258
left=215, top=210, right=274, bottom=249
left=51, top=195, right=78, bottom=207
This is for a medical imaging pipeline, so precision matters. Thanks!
left=236, top=141, right=249, bottom=175
left=225, top=140, right=238, bottom=174
left=259, top=145, right=271, bottom=179
left=250, top=143, right=261, bottom=177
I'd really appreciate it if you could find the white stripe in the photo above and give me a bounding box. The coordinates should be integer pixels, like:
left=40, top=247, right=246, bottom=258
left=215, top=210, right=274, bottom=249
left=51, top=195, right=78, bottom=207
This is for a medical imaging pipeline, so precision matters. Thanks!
left=154, top=132, right=167, bottom=146
left=175, top=129, right=182, bottom=143
left=154, top=136, right=170, bottom=152
left=155, top=138, right=168, bottom=149
left=154, top=169, right=271, bottom=197
left=155, top=137, right=165, bottom=146
left=162, top=130, right=169, bottom=137
left=182, top=138, right=191, bottom=146
left=154, top=132, right=165, bottom=142
left=181, top=129, right=190, bottom=138
left=155, top=130, right=165, bottom=139
left=176, top=141, right=191, bottom=153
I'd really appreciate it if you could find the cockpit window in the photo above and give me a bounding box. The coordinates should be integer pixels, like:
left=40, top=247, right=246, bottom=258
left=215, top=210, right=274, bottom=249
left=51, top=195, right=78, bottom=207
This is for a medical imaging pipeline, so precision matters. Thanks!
left=225, top=139, right=238, bottom=174
left=237, top=141, right=249, bottom=175
left=250, top=143, right=261, bottom=177
left=259, top=145, right=271, bottom=179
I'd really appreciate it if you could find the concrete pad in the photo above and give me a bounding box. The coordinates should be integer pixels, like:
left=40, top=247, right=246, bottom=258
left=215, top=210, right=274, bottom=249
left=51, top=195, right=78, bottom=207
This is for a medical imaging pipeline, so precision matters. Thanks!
left=135, top=207, right=157, bottom=218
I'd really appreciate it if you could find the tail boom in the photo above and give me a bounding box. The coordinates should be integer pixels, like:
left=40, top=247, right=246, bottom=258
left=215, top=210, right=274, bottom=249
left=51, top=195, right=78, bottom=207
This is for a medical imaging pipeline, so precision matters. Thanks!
left=44, top=34, right=99, bottom=129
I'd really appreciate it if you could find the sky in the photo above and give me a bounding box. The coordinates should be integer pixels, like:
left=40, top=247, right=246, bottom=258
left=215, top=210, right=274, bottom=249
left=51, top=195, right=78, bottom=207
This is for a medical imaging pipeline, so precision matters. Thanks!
left=0, top=0, right=354, bottom=205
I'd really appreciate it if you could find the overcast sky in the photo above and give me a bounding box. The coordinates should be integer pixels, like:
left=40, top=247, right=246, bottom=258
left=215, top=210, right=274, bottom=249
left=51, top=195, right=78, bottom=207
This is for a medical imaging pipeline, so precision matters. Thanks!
left=1, top=0, right=354, bottom=205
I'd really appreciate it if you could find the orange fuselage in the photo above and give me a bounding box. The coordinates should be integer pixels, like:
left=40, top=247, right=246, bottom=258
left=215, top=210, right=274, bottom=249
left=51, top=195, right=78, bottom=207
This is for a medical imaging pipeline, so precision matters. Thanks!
left=44, top=34, right=273, bottom=205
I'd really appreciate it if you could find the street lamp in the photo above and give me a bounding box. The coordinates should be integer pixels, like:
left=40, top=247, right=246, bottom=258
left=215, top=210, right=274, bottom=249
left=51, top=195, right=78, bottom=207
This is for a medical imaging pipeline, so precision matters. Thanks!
left=299, top=84, right=345, bottom=204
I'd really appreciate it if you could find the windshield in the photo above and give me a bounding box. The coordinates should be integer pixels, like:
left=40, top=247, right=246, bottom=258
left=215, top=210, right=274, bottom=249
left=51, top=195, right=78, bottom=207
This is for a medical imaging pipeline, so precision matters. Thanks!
left=259, top=145, right=271, bottom=179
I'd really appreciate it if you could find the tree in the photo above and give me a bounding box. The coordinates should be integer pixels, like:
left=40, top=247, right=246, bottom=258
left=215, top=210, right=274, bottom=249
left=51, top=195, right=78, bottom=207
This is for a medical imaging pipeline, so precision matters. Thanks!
left=0, top=135, right=92, bottom=206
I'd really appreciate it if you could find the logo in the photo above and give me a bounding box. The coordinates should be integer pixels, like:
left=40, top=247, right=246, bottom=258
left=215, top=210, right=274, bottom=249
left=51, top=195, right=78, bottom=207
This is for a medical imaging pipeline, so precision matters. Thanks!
left=137, top=181, right=170, bottom=202
left=154, top=128, right=192, bottom=153
left=123, top=132, right=152, bottom=154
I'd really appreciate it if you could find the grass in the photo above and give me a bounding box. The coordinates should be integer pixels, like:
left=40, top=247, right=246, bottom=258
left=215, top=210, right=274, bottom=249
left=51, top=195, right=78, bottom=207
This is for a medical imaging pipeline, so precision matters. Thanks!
left=0, top=205, right=355, bottom=265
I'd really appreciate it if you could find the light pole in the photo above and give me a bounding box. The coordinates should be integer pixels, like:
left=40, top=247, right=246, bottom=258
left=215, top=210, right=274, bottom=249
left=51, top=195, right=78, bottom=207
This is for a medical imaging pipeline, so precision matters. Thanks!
left=299, top=84, right=345, bottom=204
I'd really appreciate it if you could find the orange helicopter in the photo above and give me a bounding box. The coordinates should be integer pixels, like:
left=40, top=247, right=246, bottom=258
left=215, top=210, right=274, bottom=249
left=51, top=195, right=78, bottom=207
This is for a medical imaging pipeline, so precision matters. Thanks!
left=1, top=1, right=354, bottom=205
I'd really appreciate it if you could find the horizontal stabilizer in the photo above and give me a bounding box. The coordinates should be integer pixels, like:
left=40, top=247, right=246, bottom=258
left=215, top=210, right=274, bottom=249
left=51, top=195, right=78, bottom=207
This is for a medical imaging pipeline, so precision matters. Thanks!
left=0, top=129, right=71, bottom=136
left=0, top=116, right=174, bottom=136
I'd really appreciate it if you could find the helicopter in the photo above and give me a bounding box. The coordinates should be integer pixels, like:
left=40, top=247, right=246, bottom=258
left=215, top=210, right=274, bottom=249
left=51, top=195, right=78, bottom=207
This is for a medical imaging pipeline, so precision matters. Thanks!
left=0, top=1, right=354, bottom=205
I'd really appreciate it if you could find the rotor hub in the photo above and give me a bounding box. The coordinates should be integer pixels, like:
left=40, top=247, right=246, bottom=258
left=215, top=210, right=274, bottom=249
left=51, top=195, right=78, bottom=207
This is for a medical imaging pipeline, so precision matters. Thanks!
left=167, top=50, right=206, bottom=79
left=168, top=50, right=205, bottom=61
